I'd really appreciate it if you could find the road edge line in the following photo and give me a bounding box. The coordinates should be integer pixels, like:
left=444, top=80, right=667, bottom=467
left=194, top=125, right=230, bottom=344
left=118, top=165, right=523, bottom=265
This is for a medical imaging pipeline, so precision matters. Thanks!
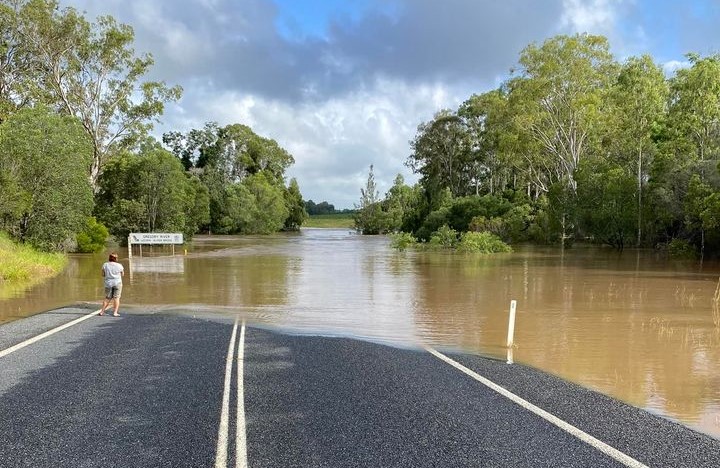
left=0, top=309, right=103, bottom=359
left=215, top=318, right=239, bottom=468
left=236, top=320, right=248, bottom=468
left=425, top=347, right=648, bottom=468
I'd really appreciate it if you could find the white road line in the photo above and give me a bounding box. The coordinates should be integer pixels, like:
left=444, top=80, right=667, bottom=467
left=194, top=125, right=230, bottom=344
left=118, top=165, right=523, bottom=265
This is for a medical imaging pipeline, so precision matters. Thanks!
left=215, top=319, right=239, bottom=468
left=0, top=309, right=103, bottom=359
left=236, top=321, right=248, bottom=468
left=425, top=347, right=649, bottom=468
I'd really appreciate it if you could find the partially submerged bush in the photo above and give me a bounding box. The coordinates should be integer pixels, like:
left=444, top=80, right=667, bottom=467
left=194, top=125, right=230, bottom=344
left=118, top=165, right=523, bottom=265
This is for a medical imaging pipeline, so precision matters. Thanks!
left=458, top=231, right=513, bottom=253
left=429, top=225, right=458, bottom=249
left=389, top=232, right=417, bottom=251
left=667, top=238, right=697, bottom=259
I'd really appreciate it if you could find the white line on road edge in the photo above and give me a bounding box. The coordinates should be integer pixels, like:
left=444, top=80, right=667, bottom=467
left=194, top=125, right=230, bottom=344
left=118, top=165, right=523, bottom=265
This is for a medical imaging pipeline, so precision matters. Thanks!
left=425, top=347, right=648, bottom=468
left=0, top=309, right=103, bottom=359
left=215, top=318, right=239, bottom=468
left=236, top=321, right=248, bottom=468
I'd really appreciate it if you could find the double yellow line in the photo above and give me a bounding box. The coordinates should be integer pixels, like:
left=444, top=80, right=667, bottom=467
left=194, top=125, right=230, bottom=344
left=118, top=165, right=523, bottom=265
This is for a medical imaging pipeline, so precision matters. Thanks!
left=215, top=318, right=248, bottom=468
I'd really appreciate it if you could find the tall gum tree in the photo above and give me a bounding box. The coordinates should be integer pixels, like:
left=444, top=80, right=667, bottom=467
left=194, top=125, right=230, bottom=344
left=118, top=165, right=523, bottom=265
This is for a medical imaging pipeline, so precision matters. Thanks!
left=458, top=90, right=512, bottom=196
left=12, top=0, right=181, bottom=188
left=669, top=53, right=720, bottom=256
left=508, top=34, right=618, bottom=194
left=407, top=109, right=474, bottom=200
left=609, top=55, right=668, bottom=246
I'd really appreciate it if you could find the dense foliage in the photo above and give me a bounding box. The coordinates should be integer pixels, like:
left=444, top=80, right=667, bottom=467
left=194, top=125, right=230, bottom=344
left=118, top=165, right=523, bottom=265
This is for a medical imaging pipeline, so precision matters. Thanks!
left=356, top=34, right=720, bottom=258
left=0, top=107, right=93, bottom=251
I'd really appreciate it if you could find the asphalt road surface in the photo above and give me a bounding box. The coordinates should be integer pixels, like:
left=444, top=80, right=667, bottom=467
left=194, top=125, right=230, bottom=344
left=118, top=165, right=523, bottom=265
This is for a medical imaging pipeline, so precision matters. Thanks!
left=0, top=305, right=718, bottom=467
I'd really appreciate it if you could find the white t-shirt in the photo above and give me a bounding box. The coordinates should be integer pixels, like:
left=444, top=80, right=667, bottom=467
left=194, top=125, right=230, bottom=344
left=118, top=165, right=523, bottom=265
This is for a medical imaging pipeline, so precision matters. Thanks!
left=102, top=261, right=124, bottom=287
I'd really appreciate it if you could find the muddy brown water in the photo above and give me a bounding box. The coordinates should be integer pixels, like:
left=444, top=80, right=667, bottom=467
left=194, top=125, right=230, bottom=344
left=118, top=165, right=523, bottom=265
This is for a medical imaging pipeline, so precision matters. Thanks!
left=2, top=228, right=719, bottom=439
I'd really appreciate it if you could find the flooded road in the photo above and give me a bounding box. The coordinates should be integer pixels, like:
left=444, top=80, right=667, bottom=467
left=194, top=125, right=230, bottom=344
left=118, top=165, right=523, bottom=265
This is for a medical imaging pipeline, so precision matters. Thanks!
left=2, top=228, right=719, bottom=439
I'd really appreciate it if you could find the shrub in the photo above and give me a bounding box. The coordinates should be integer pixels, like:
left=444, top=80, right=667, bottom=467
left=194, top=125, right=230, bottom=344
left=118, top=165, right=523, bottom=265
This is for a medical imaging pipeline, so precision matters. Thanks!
left=75, top=217, right=109, bottom=253
left=457, top=231, right=513, bottom=253
left=667, top=238, right=697, bottom=259
left=389, top=232, right=417, bottom=251
left=429, top=225, right=458, bottom=249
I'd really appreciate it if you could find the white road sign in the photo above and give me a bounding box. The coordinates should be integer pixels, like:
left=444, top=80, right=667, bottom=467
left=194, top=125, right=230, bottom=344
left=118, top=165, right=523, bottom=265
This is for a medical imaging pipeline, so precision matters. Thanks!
left=129, top=233, right=184, bottom=245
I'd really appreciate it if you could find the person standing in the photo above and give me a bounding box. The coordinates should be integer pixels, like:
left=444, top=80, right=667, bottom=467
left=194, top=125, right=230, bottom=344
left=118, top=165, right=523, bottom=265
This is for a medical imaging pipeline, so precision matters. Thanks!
left=100, top=253, right=124, bottom=316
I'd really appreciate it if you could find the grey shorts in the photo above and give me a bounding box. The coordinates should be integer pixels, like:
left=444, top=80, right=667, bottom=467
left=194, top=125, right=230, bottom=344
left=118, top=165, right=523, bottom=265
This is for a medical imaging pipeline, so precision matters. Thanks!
left=104, top=284, right=122, bottom=299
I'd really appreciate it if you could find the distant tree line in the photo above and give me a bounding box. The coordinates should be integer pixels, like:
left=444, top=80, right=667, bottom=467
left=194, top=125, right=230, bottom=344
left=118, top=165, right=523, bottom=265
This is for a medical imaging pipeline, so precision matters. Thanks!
left=304, top=200, right=354, bottom=216
left=355, top=34, right=720, bottom=258
left=0, top=0, right=306, bottom=252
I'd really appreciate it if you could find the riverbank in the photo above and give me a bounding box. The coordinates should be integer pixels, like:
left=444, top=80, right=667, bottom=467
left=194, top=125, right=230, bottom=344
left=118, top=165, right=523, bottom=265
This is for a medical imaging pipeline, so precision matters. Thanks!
left=0, top=233, right=67, bottom=296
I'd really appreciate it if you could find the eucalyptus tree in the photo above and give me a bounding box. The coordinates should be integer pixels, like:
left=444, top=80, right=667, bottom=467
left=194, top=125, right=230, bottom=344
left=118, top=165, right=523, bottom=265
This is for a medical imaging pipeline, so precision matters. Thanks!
left=213, top=124, right=294, bottom=185
left=506, top=34, right=618, bottom=242
left=508, top=34, right=618, bottom=193
left=458, top=89, right=513, bottom=195
left=12, top=0, right=181, bottom=187
left=162, top=122, right=220, bottom=170
left=0, top=0, right=34, bottom=120
left=667, top=53, right=720, bottom=255
left=610, top=55, right=668, bottom=245
left=669, top=53, right=720, bottom=173
left=407, top=109, right=474, bottom=201
left=164, top=122, right=299, bottom=234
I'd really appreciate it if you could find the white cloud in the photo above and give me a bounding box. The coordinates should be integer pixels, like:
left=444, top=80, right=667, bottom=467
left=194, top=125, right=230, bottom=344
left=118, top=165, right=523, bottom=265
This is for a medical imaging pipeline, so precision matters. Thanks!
left=560, top=0, right=624, bottom=34
left=662, top=59, right=691, bottom=76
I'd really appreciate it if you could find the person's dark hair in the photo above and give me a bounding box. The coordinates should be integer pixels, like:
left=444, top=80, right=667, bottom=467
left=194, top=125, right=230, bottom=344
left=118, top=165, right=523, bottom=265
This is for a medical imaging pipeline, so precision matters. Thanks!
left=109, top=253, right=118, bottom=262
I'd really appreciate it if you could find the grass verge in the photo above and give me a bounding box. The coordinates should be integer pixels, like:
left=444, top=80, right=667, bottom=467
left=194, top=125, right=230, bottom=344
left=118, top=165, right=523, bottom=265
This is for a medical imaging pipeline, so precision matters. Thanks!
left=0, top=232, right=67, bottom=284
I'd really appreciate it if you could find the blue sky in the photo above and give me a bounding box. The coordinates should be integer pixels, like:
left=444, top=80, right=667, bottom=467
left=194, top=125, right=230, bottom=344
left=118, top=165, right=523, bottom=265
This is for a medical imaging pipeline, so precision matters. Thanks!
left=64, top=0, right=720, bottom=208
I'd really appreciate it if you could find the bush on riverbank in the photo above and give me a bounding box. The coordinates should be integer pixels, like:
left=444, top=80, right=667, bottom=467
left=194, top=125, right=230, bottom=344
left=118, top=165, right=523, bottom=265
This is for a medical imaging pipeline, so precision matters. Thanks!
left=0, top=233, right=67, bottom=283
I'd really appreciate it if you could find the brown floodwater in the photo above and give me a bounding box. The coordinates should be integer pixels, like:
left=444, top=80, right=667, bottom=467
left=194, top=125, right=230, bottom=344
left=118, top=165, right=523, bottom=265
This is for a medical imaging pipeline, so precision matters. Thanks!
left=2, top=228, right=720, bottom=439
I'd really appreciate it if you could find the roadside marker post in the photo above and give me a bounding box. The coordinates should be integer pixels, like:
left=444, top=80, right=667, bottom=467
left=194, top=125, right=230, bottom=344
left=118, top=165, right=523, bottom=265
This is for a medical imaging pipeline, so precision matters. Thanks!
left=506, top=300, right=517, bottom=348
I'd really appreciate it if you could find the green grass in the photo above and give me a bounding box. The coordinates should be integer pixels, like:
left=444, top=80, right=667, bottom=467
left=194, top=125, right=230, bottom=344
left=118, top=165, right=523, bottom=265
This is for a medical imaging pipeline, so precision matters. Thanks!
left=304, top=214, right=356, bottom=228
left=0, top=232, right=67, bottom=284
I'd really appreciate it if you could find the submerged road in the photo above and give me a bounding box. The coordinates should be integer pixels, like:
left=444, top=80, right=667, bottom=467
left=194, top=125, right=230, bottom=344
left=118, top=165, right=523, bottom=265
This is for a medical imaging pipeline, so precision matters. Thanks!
left=0, top=306, right=718, bottom=467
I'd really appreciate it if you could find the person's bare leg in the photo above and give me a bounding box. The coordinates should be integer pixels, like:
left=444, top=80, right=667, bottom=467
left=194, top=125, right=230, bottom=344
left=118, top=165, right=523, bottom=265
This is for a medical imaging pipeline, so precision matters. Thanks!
left=112, top=297, right=120, bottom=316
left=100, top=298, right=109, bottom=316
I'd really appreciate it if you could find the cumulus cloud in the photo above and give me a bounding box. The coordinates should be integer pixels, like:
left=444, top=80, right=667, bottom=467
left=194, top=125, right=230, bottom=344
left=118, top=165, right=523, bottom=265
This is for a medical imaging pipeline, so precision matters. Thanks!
left=560, top=0, right=622, bottom=34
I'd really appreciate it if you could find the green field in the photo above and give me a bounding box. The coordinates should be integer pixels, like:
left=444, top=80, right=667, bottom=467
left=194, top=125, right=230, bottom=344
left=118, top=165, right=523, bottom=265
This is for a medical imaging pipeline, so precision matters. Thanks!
left=304, top=214, right=356, bottom=228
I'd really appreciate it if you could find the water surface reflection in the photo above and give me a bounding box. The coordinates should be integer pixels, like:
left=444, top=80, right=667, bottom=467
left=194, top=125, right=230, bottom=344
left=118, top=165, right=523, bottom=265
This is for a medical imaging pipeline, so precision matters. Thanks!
left=1, top=229, right=719, bottom=438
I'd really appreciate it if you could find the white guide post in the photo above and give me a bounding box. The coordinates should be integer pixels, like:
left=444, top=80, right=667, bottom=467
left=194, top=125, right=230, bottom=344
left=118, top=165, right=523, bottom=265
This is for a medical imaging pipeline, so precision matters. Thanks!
left=506, top=300, right=517, bottom=348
